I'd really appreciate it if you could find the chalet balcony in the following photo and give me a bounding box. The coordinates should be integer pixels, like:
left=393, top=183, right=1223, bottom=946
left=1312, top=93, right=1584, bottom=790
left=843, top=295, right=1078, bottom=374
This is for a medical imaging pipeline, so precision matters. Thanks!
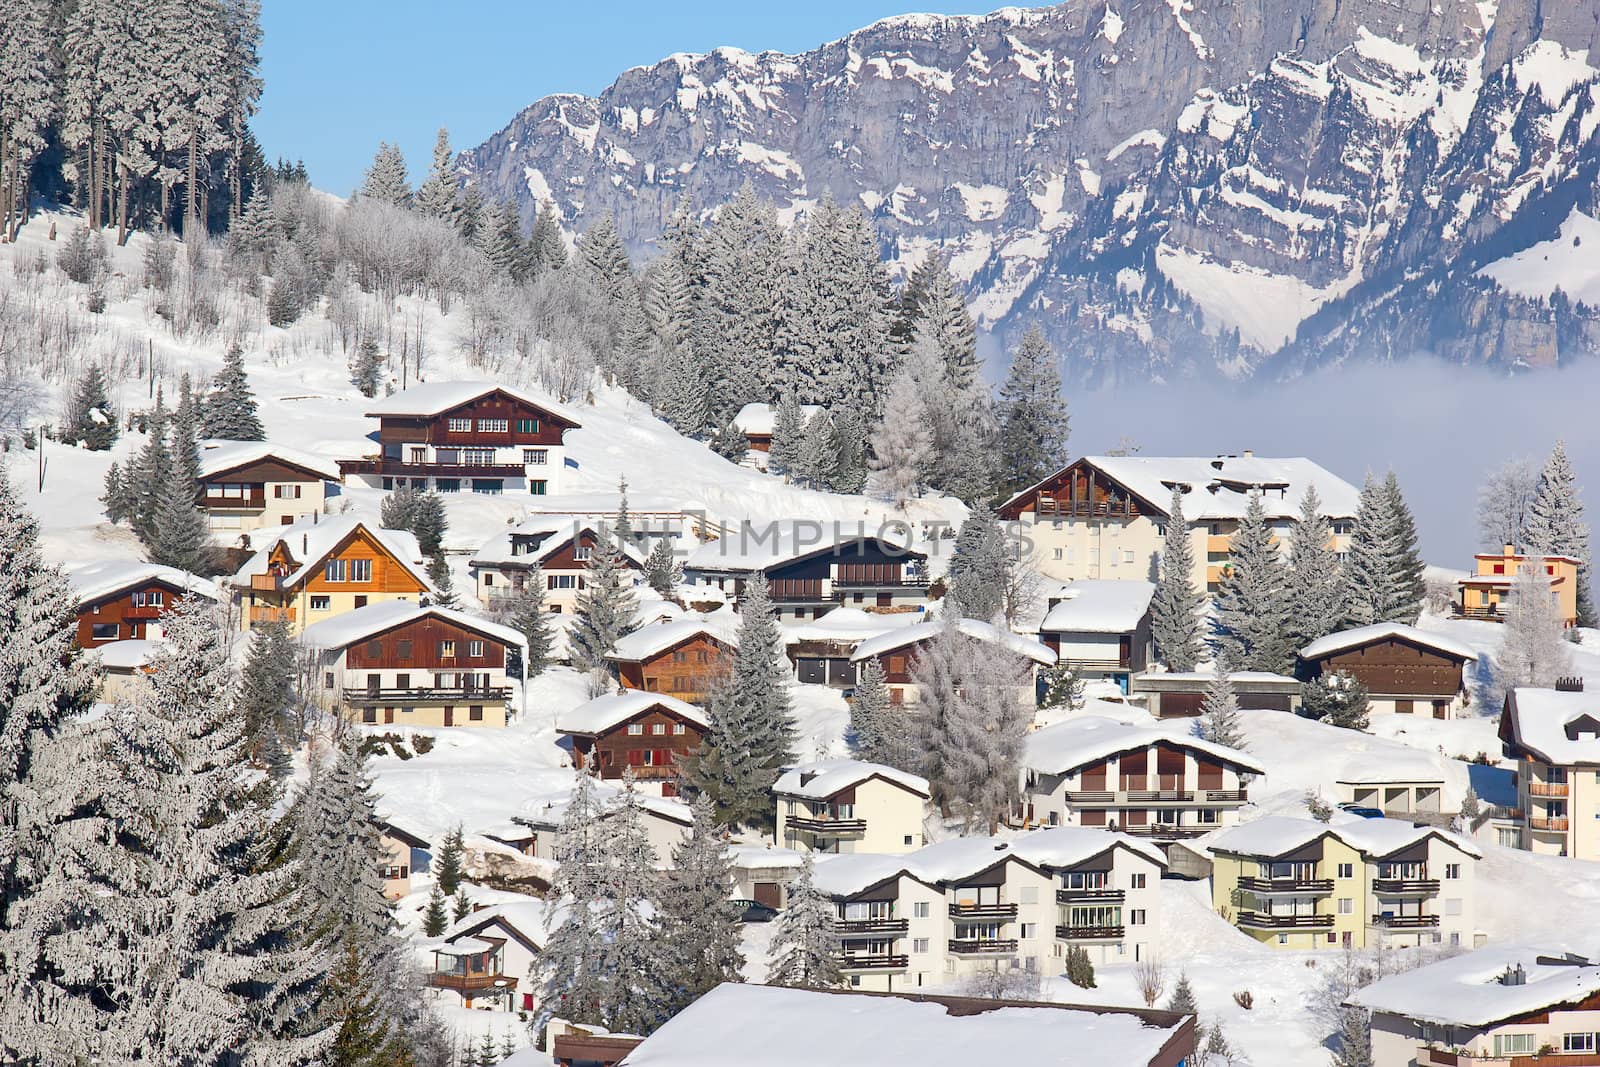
left=1237, top=876, right=1335, bottom=896
left=1055, top=924, right=1124, bottom=941
left=1062, top=788, right=1248, bottom=806
left=1452, top=604, right=1503, bottom=622
left=1033, top=498, right=1138, bottom=520
left=948, top=938, right=1018, bottom=956
left=428, top=971, right=517, bottom=994
left=339, top=456, right=528, bottom=480
left=1531, top=816, right=1571, bottom=832
left=1372, top=914, right=1439, bottom=930
left=1372, top=878, right=1440, bottom=896
left=1236, top=912, right=1333, bottom=930
left=250, top=573, right=287, bottom=592
left=830, top=575, right=931, bottom=590
left=835, top=917, right=909, bottom=935
left=838, top=953, right=909, bottom=971
left=767, top=579, right=824, bottom=602
left=1056, top=888, right=1125, bottom=904
left=787, top=816, right=867, bottom=836
left=248, top=605, right=295, bottom=625
left=1530, top=781, right=1570, bottom=797
left=948, top=902, right=1019, bottom=920
left=201, top=492, right=266, bottom=511
left=1056, top=658, right=1131, bottom=673
left=1416, top=1046, right=1600, bottom=1066
left=124, top=603, right=165, bottom=620
left=1120, top=825, right=1210, bottom=840
left=343, top=686, right=512, bottom=705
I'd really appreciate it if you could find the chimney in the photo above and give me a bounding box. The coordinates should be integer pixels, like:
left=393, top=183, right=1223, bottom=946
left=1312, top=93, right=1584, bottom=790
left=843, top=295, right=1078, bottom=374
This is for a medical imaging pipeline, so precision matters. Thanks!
left=1242, top=449, right=1254, bottom=459
left=302, top=533, right=308, bottom=554
left=1500, top=963, right=1527, bottom=986
left=1504, top=544, right=1516, bottom=557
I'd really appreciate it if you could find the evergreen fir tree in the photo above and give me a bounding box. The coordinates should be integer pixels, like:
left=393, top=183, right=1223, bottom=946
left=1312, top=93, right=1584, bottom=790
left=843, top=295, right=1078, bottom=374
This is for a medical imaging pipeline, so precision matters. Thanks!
left=421, top=886, right=449, bottom=938
left=944, top=505, right=1010, bottom=622
left=203, top=344, right=266, bottom=441
left=1203, top=1020, right=1234, bottom=1066
left=900, top=252, right=979, bottom=393
left=1286, top=485, right=1346, bottom=650
left=1499, top=562, right=1571, bottom=688
left=148, top=443, right=217, bottom=574
left=590, top=773, right=674, bottom=1035
left=849, top=658, right=890, bottom=761
left=536, top=770, right=607, bottom=1029
left=1343, top=474, right=1398, bottom=627
left=456, top=183, right=486, bottom=242
left=1330, top=1007, right=1374, bottom=1067
left=795, top=409, right=838, bottom=490
left=507, top=566, right=554, bottom=680
left=236, top=616, right=298, bottom=776
left=829, top=408, right=869, bottom=494
left=660, top=794, right=744, bottom=1014
left=102, top=460, right=132, bottom=524
left=644, top=538, right=683, bottom=599
left=568, top=527, right=640, bottom=674
left=1064, top=945, right=1097, bottom=988
left=1198, top=672, right=1246, bottom=749
left=766, top=855, right=842, bottom=988
left=1167, top=972, right=1198, bottom=1014
left=1038, top=660, right=1086, bottom=710
left=295, top=732, right=394, bottom=960
left=1210, top=492, right=1294, bottom=674
left=351, top=339, right=384, bottom=398
left=769, top=393, right=805, bottom=478
left=710, top=413, right=749, bottom=462
left=427, top=554, right=459, bottom=609
left=61, top=364, right=118, bottom=449
left=359, top=142, right=412, bottom=207
left=1525, top=441, right=1593, bottom=625
left=998, top=324, right=1069, bottom=492
left=871, top=358, right=935, bottom=509
left=1151, top=487, right=1203, bottom=670
left=530, top=203, right=567, bottom=274
left=1301, top=670, right=1371, bottom=731
left=131, top=385, right=172, bottom=542
left=379, top=485, right=420, bottom=534
left=452, top=888, right=472, bottom=924
left=414, top=128, right=462, bottom=224
left=411, top=491, right=448, bottom=558
left=1382, top=472, right=1426, bottom=624
left=322, top=941, right=407, bottom=1067
left=654, top=344, right=710, bottom=437
left=479, top=200, right=525, bottom=278
left=434, top=825, right=465, bottom=896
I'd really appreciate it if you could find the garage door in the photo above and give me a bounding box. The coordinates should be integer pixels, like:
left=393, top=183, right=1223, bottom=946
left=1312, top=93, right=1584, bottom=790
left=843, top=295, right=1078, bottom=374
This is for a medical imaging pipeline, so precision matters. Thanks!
left=796, top=658, right=826, bottom=685
left=1159, top=692, right=1205, bottom=718
left=753, top=881, right=782, bottom=908
left=826, top=658, right=855, bottom=686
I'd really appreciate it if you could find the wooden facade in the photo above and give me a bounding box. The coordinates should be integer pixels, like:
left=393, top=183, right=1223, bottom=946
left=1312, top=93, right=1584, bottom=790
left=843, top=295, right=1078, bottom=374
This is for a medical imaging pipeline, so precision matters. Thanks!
left=375, top=391, right=575, bottom=449
left=568, top=704, right=706, bottom=795
left=997, top=459, right=1153, bottom=521
left=345, top=615, right=509, bottom=674
left=1301, top=635, right=1469, bottom=712
left=616, top=633, right=733, bottom=703
left=273, top=527, right=426, bottom=598
left=76, top=579, right=204, bottom=648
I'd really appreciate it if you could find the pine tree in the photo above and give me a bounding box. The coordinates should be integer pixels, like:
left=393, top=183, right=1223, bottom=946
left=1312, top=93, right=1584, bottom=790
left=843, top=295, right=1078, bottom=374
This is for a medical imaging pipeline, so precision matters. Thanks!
left=452, top=888, right=472, bottom=924
left=295, top=732, right=394, bottom=960
left=102, top=460, right=133, bottom=524
left=899, top=252, right=979, bottom=393
left=849, top=658, right=890, bottom=761
left=1198, top=672, right=1246, bottom=749
left=829, top=408, right=869, bottom=494
left=766, top=855, right=842, bottom=988
left=479, top=200, right=525, bottom=277
left=871, top=359, right=935, bottom=509
left=322, top=941, right=407, bottom=1067
left=148, top=438, right=217, bottom=574
left=769, top=393, right=805, bottom=477
left=422, top=886, right=449, bottom=938
left=998, top=324, right=1069, bottom=492
left=530, top=202, right=567, bottom=274
left=1286, top=485, right=1346, bottom=650
left=1499, top=562, right=1571, bottom=689
left=203, top=343, right=266, bottom=441
left=537, top=770, right=607, bottom=1029
left=380, top=485, right=420, bottom=534
left=351, top=339, right=384, bottom=398
left=0, top=0, right=56, bottom=244
left=411, top=491, right=448, bottom=558
left=1301, top=670, right=1371, bottom=731
left=434, top=825, right=465, bottom=896
left=1038, top=660, right=1086, bottom=710
left=236, top=616, right=298, bottom=776
left=568, top=527, right=640, bottom=674
left=1382, top=472, right=1426, bottom=624
left=1203, top=1019, right=1234, bottom=1066
left=1167, top=972, right=1198, bottom=1014
left=710, top=413, right=749, bottom=462
left=644, top=538, right=683, bottom=599
left=1151, top=487, right=1203, bottom=670
left=944, top=505, right=1010, bottom=622
left=359, top=142, right=411, bottom=207
left=61, top=364, right=118, bottom=449
left=456, top=182, right=485, bottom=242
left=660, top=794, right=743, bottom=1014
left=507, top=567, right=554, bottom=680
left=795, top=409, right=838, bottom=490
left=414, top=128, right=462, bottom=224
left=1210, top=492, right=1293, bottom=674
left=427, top=554, right=459, bottom=609
left=590, top=773, right=673, bottom=1035
left=1343, top=474, right=1397, bottom=627
left=1064, top=945, right=1096, bottom=989
left=1330, top=1006, right=1374, bottom=1067
left=1525, top=441, right=1593, bottom=625
left=654, top=344, right=710, bottom=437
left=131, top=385, right=172, bottom=542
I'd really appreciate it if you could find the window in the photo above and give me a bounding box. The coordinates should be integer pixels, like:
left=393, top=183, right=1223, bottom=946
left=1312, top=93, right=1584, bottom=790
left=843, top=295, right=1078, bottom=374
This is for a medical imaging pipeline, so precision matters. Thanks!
left=652, top=723, right=667, bottom=736
left=1445, top=863, right=1461, bottom=879
left=350, top=559, right=372, bottom=582
left=913, top=902, right=930, bottom=918
left=574, top=546, right=592, bottom=561
left=439, top=641, right=456, bottom=658
left=436, top=479, right=461, bottom=493
left=516, top=418, right=540, bottom=434
left=323, top=671, right=335, bottom=689
left=468, top=640, right=484, bottom=657
left=530, top=480, right=547, bottom=495
left=548, top=575, right=579, bottom=589
left=1019, top=923, right=1037, bottom=939
left=671, top=723, right=685, bottom=735
left=913, top=938, right=929, bottom=953
left=905, top=835, right=915, bottom=846
left=1564, top=1034, right=1596, bottom=1053
left=448, top=417, right=472, bottom=432
left=310, top=595, right=331, bottom=611
left=274, top=484, right=302, bottom=499
left=523, top=448, right=547, bottom=464
left=1053, top=548, right=1063, bottom=560
left=1278, top=933, right=1288, bottom=945
left=1338, top=898, right=1353, bottom=915
left=627, top=724, right=644, bottom=735
left=395, top=640, right=412, bottom=658
left=325, top=559, right=347, bottom=582
left=1337, top=863, right=1354, bottom=879
left=1130, top=909, right=1146, bottom=926
left=1122, top=549, right=1135, bottom=564
left=1131, top=873, right=1146, bottom=889
left=91, top=622, right=118, bottom=641
left=362, top=708, right=378, bottom=723
left=1395, top=699, right=1414, bottom=714
left=365, top=640, right=382, bottom=659
left=1197, top=809, right=1218, bottom=825
left=478, top=418, right=508, bottom=433
left=469, top=706, right=484, bottom=721
left=1493, top=1034, right=1536, bottom=1057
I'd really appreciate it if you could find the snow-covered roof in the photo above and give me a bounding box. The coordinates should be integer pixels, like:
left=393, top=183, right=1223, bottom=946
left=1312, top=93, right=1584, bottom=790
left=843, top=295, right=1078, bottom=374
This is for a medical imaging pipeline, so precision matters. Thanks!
left=607, top=619, right=738, bottom=663
left=1350, top=945, right=1600, bottom=1028
left=782, top=607, right=916, bottom=645
left=433, top=936, right=497, bottom=955
left=812, top=853, right=922, bottom=898
left=1335, top=750, right=1447, bottom=785
left=849, top=618, right=1056, bottom=666
left=772, top=759, right=930, bottom=801
left=1130, top=670, right=1300, bottom=690
left=443, top=899, right=554, bottom=950
left=299, top=600, right=526, bottom=653
left=196, top=439, right=341, bottom=482
left=896, top=828, right=1165, bottom=884
left=1208, top=815, right=1482, bottom=861
left=365, top=380, right=583, bottom=426
left=92, top=639, right=163, bottom=671
left=1299, top=623, right=1478, bottom=663
left=685, top=520, right=921, bottom=573
left=619, top=984, right=1190, bottom=1067
left=230, top=517, right=431, bottom=592
left=1023, top=716, right=1266, bottom=776
left=469, top=516, right=647, bottom=569
left=510, top=776, right=695, bottom=831
left=66, top=559, right=221, bottom=607
left=1501, top=687, right=1600, bottom=765
left=1041, top=580, right=1155, bottom=634
left=731, top=402, right=821, bottom=436
left=556, top=690, right=709, bottom=736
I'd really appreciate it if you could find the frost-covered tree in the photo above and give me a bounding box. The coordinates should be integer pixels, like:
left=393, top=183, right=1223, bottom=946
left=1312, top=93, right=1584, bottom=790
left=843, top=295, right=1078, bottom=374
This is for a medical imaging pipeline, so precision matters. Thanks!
left=1151, top=487, right=1203, bottom=670
left=1477, top=457, right=1540, bottom=551
left=203, top=344, right=266, bottom=441
left=360, top=142, right=411, bottom=207
left=433, top=825, right=465, bottom=897
left=537, top=769, right=606, bottom=1027
left=644, top=538, right=682, bottom=599
left=295, top=732, right=393, bottom=961
left=1343, top=475, right=1395, bottom=627
left=411, top=492, right=448, bottom=558
left=380, top=484, right=420, bottom=534
left=427, top=553, right=459, bottom=609
left=871, top=366, right=935, bottom=508
left=829, top=408, right=869, bottom=494
left=236, top=616, right=298, bottom=776
left=653, top=344, right=710, bottom=437
left=795, top=409, right=838, bottom=490
left=766, top=855, right=842, bottom=989
left=1210, top=492, right=1293, bottom=674
left=60, top=364, right=118, bottom=450
left=102, top=461, right=133, bottom=524
left=568, top=527, right=639, bottom=675
left=849, top=658, right=890, bottom=761
left=351, top=338, right=384, bottom=398
left=1167, top=972, right=1198, bottom=1015
left=415, top=127, right=462, bottom=224
left=898, top=251, right=979, bottom=393
left=998, top=324, right=1069, bottom=492
left=1330, top=1006, right=1374, bottom=1067
left=1301, top=670, right=1370, bottom=731
left=1499, top=562, right=1571, bottom=689
left=1525, top=441, right=1592, bottom=625
left=590, top=774, right=673, bottom=1034
left=1286, top=485, right=1346, bottom=649
left=659, top=793, right=743, bottom=1014
left=148, top=438, right=217, bottom=574
left=1038, top=660, right=1086, bottom=711
left=944, top=505, right=1009, bottom=622
left=1197, top=672, right=1245, bottom=749
left=1382, top=472, right=1426, bottom=624
left=507, top=567, right=554, bottom=680
left=479, top=200, right=526, bottom=278
left=130, top=385, right=172, bottom=542
left=769, top=393, right=805, bottom=478
left=0, top=0, right=56, bottom=242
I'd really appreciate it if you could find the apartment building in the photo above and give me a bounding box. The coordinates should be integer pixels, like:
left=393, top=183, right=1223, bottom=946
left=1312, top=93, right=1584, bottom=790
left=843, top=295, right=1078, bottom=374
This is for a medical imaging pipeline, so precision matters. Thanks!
left=1209, top=816, right=1480, bottom=951
left=1499, top=683, right=1600, bottom=859
left=230, top=516, right=432, bottom=634
left=1017, top=716, right=1265, bottom=843
left=810, top=827, right=1167, bottom=992
left=338, top=381, right=581, bottom=496
left=773, top=759, right=931, bottom=855
left=849, top=618, right=1056, bottom=705
left=1352, top=945, right=1600, bottom=1067
left=67, top=560, right=220, bottom=648
left=997, top=453, right=1358, bottom=591
left=195, top=440, right=339, bottom=535
left=608, top=620, right=738, bottom=704
left=1298, top=623, right=1477, bottom=719
left=1458, top=546, right=1581, bottom=627
left=1037, top=579, right=1154, bottom=692
left=470, top=517, right=647, bottom=615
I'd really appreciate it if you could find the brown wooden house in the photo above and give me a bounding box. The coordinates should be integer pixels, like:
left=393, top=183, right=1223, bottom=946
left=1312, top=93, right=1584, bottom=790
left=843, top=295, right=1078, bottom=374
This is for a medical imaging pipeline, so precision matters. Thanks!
left=848, top=617, right=1056, bottom=705
left=607, top=620, right=737, bottom=703
left=556, top=691, right=709, bottom=796
left=1298, top=623, right=1478, bottom=719
left=470, top=517, right=647, bottom=615
left=67, top=561, right=220, bottom=649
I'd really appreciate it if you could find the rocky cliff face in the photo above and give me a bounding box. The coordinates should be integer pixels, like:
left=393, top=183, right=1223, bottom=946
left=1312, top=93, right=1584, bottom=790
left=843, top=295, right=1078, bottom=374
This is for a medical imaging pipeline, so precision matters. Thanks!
left=461, top=0, right=1600, bottom=383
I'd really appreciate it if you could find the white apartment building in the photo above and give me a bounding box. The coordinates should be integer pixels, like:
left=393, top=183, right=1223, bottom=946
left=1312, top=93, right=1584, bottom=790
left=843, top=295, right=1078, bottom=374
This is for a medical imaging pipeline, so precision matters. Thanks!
left=773, top=759, right=931, bottom=855
left=1499, top=684, right=1600, bottom=860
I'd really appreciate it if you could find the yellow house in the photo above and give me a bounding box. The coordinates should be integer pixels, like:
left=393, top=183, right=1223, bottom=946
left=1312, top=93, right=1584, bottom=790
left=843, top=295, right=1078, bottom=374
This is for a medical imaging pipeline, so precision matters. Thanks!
left=1457, top=546, right=1580, bottom=627
left=773, top=759, right=931, bottom=855
left=231, top=516, right=433, bottom=635
left=1210, top=816, right=1479, bottom=951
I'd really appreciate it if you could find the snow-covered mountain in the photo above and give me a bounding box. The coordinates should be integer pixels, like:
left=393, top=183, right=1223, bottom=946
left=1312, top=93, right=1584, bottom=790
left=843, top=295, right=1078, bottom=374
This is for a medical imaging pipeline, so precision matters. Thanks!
left=460, top=0, right=1600, bottom=383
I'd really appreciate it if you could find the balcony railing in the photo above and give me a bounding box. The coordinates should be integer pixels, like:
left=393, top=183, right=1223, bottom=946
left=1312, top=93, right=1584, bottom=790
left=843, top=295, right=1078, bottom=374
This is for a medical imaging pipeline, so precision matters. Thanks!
left=948, top=902, right=1019, bottom=920
left=340, top=457, right=528, bottom=479
left=1531, top=816, right=1571, bottom=832
left=344, top=686, right=511, bottom=705
left=1034, top=499, right=1137, bottom=519
left=202, top=493, right=266, bottom=511
left=1418, top=1046, right=1600, bottom=1066
left=1452, top=605, right=1503, bottom=621
left=1121, top=825, right=1210, bottom=839
left=948, top=938, right=1018, bottom=955
left=250, top=573, right=286, bottom=592
left=838, top=954, right=909, bottom=971
left=1372, top=914, right=1439, bottom=930
left=831, top=575, right=931, bottom=589
left=835, top=917, right=908, bottom=935
left=1372, top=878, right=1440, bottom=895
left=1530, top=781, right=1570, bottom=797
left=787, top=816, right=868, bottom=836
left=1236, top=912, right=1333, bottom=930
left=248, top=605, right=296, bottom=625
left=1237, top=876, right=1335, bottom=896
left=1063, top=788, right=1248, bottom=806
left=1056, top=888, right=1125, bottom=904
left=1055, top=924, right=1124, bottom=941
left=428, top=971, right=517, bottom=993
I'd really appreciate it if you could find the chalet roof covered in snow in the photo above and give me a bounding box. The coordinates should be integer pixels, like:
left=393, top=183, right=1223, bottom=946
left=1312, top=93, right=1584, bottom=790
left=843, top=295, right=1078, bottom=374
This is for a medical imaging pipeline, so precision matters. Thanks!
left=556, top=690, right=709, bottom=736
left=618, top=984, right=1192, bottom=1067
left=731, top=402, right=821, bottom=436
left=469, top=516, right=649, bottom=569
left=230, top=516, right=432, bottom=592
left=772, top=758, right=930, bottom=801
left=1208, top=815, right=1481, bottom=861
left=442, top=899, right=555, bottom=952
left=684, top=520, right=921, bottom=573
left=1023, top=716, right=1266, bottom=776
left=364, top=380, right=583, bottom=426
left=1350, top=945, right=1600, bottom=1027
left=607, top=619, right=739, bottom=663
left=196, top=439, right=341, bottom=482
left=849, top=618, right=1056, bottom=666
left=66, top=559, right=222, bottom=606
left=299, top=600, right=526, bottom=654
left=1041, top=580, right=1155, bottom=634
left=1008, top=825, right=1167, bottom=870
left=1501, top=687, right=1600, bottom=765
left=92, top=639, right=163, bottom=670
left=782, top=606, right=915, bottom=645
left=1299, top=623, right=1478, bottom=663
left=812, top=853, right=924, bottom=898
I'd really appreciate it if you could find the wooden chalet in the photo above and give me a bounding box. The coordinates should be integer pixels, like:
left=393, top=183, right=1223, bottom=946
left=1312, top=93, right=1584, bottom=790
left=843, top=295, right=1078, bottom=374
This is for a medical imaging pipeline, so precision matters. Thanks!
left=1298, top=623, right=1477, bottom=718
left=67, top=561, right=220, bottom=649
left=608, top=620, right=736, bottom=703
left=195, top=440, right=340, bottom=535
left=848, top=618, right=1056, bottom=704
left=556, top=691, right=709, bottom=796
left=470, top=517, right=646, bottom=615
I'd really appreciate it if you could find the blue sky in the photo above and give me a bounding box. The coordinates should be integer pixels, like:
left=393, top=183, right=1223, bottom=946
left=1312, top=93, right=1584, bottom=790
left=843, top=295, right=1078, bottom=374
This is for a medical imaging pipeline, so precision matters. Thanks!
left=256, top=2, right=976, bottom=195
